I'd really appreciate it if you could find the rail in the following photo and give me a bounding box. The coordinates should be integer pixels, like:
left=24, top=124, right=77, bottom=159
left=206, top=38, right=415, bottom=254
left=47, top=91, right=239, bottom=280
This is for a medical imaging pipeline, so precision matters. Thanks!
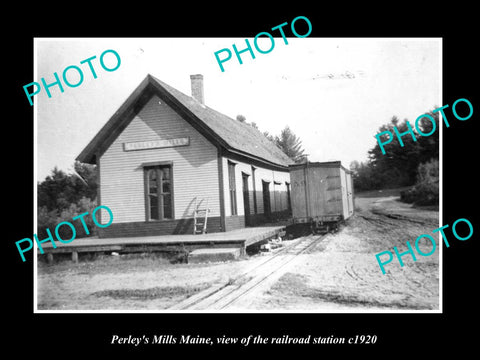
left=170, top=233, right=326, bottom=310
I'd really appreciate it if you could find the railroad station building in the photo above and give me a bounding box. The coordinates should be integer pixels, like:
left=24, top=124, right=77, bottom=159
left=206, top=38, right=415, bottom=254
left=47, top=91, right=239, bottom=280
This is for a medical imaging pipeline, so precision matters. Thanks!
left=77, top=74, right=293, bottom=237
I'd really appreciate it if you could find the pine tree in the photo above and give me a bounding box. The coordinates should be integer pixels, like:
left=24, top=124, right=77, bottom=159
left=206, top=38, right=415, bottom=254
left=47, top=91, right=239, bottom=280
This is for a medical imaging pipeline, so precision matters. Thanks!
left=275, top=126, right=307, bottom=163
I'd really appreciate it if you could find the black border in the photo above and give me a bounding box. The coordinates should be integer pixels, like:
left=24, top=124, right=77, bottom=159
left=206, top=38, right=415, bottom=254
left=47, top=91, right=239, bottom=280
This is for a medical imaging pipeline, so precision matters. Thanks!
left=7, top=6, right=478, bottom=356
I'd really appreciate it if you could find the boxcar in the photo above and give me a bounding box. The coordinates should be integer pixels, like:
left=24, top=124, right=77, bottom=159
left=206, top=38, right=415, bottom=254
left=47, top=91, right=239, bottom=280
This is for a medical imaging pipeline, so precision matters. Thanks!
left=289, top=161, right=354, bottom=232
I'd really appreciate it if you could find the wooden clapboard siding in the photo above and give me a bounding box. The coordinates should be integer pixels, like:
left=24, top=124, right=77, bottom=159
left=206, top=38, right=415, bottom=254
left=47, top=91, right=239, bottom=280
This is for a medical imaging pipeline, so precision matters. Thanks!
left=290, top=166, right=307, bottom=218
left=339, top=166, right=351, bottom=220
left=221, top=156, right=290, bottom=220
left=254, top=167, right=271, bottom=215
left=289, top=161, right=354, bottom=221
left=271, top=171, right=290, bottom=213
left=98, top=216, right=222, bottom=238
left=304, top=165, right=339, bottom=216
left=99, top=94, right=220, bottom=224
left=345, top=170, right=355, bottom=218
left=222, top=157, right=255, bottom=217
left=252, top=166, right=289, bottom=215
left=225, top=215, right=245, bottom=232
left=222, top=157, right=232, bottom=217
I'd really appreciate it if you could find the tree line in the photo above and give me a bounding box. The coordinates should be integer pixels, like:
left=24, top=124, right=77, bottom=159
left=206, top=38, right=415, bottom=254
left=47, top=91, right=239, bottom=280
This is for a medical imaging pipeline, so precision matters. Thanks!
left=350, top=109, right=439, bottom=205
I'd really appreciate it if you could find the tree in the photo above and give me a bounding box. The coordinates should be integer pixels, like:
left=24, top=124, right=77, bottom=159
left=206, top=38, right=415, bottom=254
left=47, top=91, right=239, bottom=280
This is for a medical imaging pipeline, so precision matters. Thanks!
left=37, top=162, right=98, bottom=238
left=352, top=108, right=439, bottom=192
left=263, top=130, right=276, bottom=143
left=236, top=114, right=259, bottom=130
left=37, top=167, right=74, bottom=212
left=415, top=109, right=440, bottom=163
left=38, top=162, right=97, bottom=213
left=349, top=160, right=360, bottom=177
left=274, top=126, right=307, bottom=163
left=238, top=117, right=307, bottom=164
left=350, top=160, right=382, bottom=191
left=400, top=159, right=439, bottom=206
left=368, top=117, right=421, bottom=188
left=236, top=114, right=246, bottom=123
left=73, top=161, right=98, bottom=200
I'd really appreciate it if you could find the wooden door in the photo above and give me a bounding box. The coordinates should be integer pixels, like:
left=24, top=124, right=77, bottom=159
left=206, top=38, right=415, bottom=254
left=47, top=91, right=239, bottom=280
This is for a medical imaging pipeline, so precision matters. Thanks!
left=242, top=173, right=250, bottom=226
left=262, top=180, right=271, bottom=220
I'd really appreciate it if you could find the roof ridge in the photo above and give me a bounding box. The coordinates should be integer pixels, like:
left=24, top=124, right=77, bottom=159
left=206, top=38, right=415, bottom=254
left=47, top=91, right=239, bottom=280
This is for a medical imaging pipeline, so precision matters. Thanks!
left=77, top=74, right=294, bottom=167
left=147, top=74, right=293, bottom=167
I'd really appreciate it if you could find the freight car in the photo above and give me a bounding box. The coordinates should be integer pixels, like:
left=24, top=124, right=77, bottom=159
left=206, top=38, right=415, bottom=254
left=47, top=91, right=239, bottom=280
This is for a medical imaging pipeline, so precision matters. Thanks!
left=289, top=161, right=354, bottom=233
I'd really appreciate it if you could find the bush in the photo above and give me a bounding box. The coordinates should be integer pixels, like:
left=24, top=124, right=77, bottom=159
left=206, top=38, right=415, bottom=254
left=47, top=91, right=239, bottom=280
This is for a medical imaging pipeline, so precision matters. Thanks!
left=400, top=188, right=415, bottom=203
left=37, top=197, right=98, bottom=239
left=400, top=159, right=438, bottom=206
left=37, top=206, right=59, bottom=235
left=58, top=197, right=98, bottom=239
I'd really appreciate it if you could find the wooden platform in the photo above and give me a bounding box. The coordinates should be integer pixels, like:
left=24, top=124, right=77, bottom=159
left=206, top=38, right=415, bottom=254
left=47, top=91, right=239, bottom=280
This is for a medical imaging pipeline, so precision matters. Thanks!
left=38, top=226, right=286, bottom=263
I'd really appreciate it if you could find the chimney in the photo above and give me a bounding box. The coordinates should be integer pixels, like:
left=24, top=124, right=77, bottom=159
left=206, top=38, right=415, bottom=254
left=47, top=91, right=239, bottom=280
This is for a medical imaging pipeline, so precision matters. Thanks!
left=190, top=74, right=205, bottom=105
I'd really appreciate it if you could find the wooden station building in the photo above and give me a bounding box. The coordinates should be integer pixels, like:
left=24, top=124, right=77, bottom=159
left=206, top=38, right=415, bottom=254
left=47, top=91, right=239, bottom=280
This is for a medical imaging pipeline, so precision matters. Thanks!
left=77, top=74, right=294, bottom=238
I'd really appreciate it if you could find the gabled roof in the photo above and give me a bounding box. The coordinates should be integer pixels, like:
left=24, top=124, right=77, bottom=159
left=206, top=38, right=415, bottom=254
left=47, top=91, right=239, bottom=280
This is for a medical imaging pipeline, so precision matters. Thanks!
left=76, top=74, right=293, bottom=169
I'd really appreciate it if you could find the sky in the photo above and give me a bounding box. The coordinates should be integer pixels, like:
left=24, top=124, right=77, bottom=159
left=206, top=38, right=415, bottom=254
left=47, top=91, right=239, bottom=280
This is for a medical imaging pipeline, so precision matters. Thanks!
left=35, top=38, right=441, bottom=181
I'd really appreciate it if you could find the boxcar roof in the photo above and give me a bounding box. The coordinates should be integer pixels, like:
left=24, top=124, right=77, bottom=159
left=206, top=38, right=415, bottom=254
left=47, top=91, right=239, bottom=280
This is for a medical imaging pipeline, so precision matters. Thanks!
left=76, top=74, right=293, bottom=169
left=289, top=161, right=351, bottom=173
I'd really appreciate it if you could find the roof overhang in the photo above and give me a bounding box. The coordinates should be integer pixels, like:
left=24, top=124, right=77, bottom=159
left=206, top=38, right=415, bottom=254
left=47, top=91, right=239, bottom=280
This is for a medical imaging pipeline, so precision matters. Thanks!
left=76, top=75, right=292, bottom=171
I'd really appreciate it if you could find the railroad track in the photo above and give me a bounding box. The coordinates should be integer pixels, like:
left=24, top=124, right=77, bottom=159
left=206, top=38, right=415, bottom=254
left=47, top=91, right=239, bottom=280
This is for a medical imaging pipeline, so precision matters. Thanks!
left=170, top=233, right=326, bottom=311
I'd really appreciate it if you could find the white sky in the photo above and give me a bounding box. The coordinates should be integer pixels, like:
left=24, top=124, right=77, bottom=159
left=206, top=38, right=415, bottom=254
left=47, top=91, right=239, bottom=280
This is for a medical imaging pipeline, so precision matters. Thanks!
left=35, top=38, right=441, bottom=181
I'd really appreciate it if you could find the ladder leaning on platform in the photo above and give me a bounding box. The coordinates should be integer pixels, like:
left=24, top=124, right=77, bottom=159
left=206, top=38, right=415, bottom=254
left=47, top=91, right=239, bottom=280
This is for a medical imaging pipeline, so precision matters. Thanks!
left=193, top=198, right=210, bottom=235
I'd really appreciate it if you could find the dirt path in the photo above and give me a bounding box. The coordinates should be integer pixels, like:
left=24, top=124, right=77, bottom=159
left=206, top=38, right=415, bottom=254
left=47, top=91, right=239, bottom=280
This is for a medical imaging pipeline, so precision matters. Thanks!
left=238, top=196, right=440, bottom=311
left=37, top=195, right=439, bottom=311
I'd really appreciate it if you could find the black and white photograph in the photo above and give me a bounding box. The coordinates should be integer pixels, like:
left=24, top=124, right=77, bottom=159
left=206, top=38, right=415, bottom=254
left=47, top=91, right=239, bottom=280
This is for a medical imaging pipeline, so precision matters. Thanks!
left=33, top=37, right=441, bottom=312
left=7, top=8, right=478, bottom=356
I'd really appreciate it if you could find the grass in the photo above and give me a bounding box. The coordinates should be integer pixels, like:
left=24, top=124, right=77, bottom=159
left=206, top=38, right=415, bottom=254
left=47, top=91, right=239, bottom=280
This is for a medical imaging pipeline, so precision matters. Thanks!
left=355, top=187, right=412, bottom=198
left=413, top=203, right=439, bottom=211
left=91, top=283, right=211, bottom=300
left=38, top=251, right=187, bottom=275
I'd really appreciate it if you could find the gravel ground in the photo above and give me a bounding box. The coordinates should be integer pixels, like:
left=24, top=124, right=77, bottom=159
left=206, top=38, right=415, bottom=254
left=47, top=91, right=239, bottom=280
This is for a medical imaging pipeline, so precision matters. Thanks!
left=239, top=195, right=439, bottom=311
left=36, top=194, right=439, bottom=311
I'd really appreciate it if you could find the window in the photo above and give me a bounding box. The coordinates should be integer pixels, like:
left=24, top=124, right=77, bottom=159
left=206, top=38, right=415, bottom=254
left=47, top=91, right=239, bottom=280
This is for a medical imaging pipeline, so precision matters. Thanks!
left=145, top=165, right=173, bottom=220
left=228, top=161, right=237, bottom=215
